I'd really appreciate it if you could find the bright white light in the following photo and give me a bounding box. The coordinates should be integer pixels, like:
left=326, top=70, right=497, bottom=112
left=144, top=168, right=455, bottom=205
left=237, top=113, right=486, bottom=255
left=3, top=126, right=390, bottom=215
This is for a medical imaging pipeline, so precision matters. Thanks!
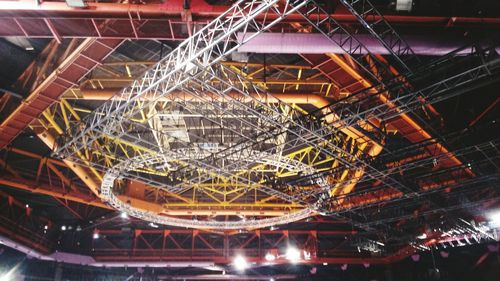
left=265, top=252, right=276, bottom=262
left=149, top=222, right=159, bottom=228
left=25, top=204, right=29, bottom=208
left=417, top=233, right=427, bottom=240
left=92, top=232, right=100, bottom=239
left=323, top=262, right=328, bottom=266
left=44, top=225, right=48, bottom=230
left=0, top=273, right=12, bottom=281
left=270, top=278, right=275, bottom=281
left=60, top=225, right=67, bottom=231
left=0, top=265, right=18, bottom=281
left=488, top=211, right=500, bottom=227
left=233, top=255, right=249, bottom=271
left=120, top=212, right=129, bottom=219
left=285, top=246, right=301, bottom=263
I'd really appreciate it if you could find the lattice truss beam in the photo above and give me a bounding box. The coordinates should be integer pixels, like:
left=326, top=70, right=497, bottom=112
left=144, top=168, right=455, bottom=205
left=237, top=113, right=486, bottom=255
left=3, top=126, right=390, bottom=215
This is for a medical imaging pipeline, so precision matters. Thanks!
left=44, top=0, right=500, bottom=229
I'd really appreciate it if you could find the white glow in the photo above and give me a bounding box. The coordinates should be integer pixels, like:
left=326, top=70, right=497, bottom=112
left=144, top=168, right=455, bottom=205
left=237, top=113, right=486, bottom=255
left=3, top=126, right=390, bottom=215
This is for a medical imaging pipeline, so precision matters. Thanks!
left=270, top=278, right=275, bottom=281
left=285, top=246, right=301, bottom=263
left=265, top=252, right=276, bottom=262
left=149, top=222, right=159, bottom=228
left=120, top=212, right=129, bottom=219
left=0, top=273, right=12, bottom=281
left=417, top=233, right=427, bottom=239
left=60, top=225, right=66, bottom=231
left=233, top=255, right=249, bottom=271
left=93, top=232, right=100, bottom=239
left=488, top=211, right=500, bottom=227
left=0, top=265, right=19, bottom=281
left=25, top=204, right=29, bottom=208
left=323, top=262, right=328, bottom=266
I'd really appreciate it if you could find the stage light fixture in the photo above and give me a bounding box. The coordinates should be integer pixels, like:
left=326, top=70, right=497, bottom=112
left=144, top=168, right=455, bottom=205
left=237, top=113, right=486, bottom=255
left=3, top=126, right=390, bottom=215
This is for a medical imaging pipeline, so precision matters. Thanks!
left=488, top=211, right=500, bottom=227
left=285, top=246, right=301, bottom=263
left=265, top=252, right=276, bottom=262
left=233, top=255, right=249, bottom=271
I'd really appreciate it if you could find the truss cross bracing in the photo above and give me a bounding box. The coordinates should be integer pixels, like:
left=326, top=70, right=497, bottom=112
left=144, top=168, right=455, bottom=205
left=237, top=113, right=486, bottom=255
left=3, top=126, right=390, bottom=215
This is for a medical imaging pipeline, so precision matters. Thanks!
left=53, top=0, right=500, bottom=230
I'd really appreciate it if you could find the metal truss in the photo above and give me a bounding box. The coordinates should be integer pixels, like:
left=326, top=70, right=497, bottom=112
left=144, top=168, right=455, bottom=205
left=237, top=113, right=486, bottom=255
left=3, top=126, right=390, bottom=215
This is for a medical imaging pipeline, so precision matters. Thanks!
left=338, top=0, right=420, bottom=74
left=50, top=0, right=376, bottom=229
left=293, top=0, right=500, bottom=128
left=286, top=44, right=499, bottom=198
left=0, top=189, right=55, bottom=254
left=101, top=169, right=313, bottom=230
left=36, top=98, right=311, bottom=216
left=291, top=136, right=499, bottom=210
left=53, top=0, right=328, bottom=208
left=89, top=228, right=375, bottom=264
left=55, top=0, right=307, bottom=159
left=52, top=0, right=500, bottom=230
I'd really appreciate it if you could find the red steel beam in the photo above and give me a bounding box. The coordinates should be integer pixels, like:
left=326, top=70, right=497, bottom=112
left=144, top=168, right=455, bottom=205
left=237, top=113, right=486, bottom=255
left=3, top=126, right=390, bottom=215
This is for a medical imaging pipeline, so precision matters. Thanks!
left=0, top=38, right=122, bottom=149
left=98, top=229, right=356, bottom=236
left=0, top=1, right=499, bottom=39
left=93, top=255, right=390, bottom=265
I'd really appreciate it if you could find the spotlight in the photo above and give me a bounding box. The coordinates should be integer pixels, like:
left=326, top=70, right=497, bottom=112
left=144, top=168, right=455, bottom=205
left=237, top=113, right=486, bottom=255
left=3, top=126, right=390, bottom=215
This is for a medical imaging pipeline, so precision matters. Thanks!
left=417, top=233, right=427, bottom=240
left=233, top=255, right=249, bottom=271
left=149, top=222, right=159, bottom=228
left=25, top=204, right=29, bottom=208
left=61, top=225, right=67, bottom=231
left=92, top=230, right=100, bottom=239
left=0, top=272, right=13, bottom=281
left=265, top=252, right=276, bottom=262
left=120, top=212, right=129, bottom=219
left=44, top=225, right=48, bottom=230
left=488, top=211, right=500, bottom=228
left=270, top=278, right=275, bottom=281
left=285, top=246, right=301, bottom=263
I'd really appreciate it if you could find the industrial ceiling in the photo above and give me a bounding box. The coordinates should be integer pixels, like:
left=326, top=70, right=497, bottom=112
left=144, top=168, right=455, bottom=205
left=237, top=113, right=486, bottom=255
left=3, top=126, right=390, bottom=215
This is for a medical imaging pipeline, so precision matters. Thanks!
left=0, top=0, right=498, bottom=279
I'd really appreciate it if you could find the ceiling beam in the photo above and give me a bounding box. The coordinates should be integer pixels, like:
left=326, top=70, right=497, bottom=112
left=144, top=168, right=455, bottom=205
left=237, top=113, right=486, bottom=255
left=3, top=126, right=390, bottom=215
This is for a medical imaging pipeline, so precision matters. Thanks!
left=1, top=1, right=499, bottom=40
left=0, top=38, right=123, bottom=149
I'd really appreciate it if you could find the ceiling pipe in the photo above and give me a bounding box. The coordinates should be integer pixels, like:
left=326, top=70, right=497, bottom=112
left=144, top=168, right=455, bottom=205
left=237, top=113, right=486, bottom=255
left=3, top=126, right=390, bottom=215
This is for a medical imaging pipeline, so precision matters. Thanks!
left=237, top=33, right=500, bottom=56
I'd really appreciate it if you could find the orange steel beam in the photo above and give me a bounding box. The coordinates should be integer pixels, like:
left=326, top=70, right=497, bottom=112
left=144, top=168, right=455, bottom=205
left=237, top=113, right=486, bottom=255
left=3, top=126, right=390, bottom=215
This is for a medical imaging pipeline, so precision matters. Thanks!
left=374, top=54, right=443, bottom=122
left=36, top=128, right=102, bottom=195
left=469, top=97, right=499, bottom=127
left=325, top=53, right=470, bottom=174
left=0, top=38, right=122, bottom=149
left=0, top=177, right=110, bottom=210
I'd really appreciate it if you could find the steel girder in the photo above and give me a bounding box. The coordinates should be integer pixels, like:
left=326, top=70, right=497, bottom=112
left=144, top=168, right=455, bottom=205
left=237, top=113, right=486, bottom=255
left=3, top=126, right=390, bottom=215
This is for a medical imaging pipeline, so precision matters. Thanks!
left=47, top=2, right=500, bottom=229
left=1, top=1, right=500, bottom=40
left=0, top=38, right=123, bottom=150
